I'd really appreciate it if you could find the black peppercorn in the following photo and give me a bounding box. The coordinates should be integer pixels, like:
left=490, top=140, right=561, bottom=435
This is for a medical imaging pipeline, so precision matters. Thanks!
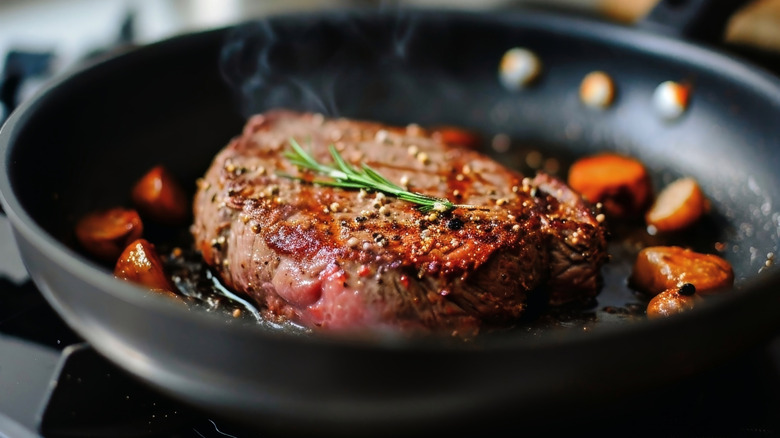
left=678, top=283, right=696, bottom=296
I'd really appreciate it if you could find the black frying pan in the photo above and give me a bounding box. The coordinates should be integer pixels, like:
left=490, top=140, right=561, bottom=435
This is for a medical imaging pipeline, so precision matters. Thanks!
left=1, top=1, right=779, bottom=436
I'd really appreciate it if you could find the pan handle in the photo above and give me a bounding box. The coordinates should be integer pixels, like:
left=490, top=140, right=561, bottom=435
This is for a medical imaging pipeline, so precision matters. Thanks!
left=638, top=0, right=752, bottom=44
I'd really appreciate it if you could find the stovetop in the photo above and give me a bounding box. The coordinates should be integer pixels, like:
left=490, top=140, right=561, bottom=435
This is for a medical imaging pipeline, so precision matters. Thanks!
left=1, top=2, right=780, bottom=437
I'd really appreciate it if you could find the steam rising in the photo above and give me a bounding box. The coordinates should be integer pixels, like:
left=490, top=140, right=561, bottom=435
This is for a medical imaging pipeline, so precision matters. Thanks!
left=388, top=6, right=417, bottom=58
left=217, top=8, right=539, bottom=131
left=219, top=8, right=423, bottom=119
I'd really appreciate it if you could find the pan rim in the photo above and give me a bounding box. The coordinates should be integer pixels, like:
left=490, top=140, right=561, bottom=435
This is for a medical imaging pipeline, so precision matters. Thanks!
left=0, top=6, right=778, bottom=355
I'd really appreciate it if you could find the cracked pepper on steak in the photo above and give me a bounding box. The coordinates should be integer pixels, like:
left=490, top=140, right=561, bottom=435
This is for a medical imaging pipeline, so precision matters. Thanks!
left=191, top=110, right=608, bottom=337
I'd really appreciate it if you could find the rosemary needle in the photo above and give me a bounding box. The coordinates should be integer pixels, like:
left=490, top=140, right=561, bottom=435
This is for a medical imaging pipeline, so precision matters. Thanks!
left=279, top=138, right=480, bottom=213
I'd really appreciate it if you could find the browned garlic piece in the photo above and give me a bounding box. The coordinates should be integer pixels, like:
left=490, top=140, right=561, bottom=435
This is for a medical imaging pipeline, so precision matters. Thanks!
left=499, top=47, right=541, bottom=90
left=653, top=80, right=690, bottom=120
left=580, top=71, right=615, bottom=109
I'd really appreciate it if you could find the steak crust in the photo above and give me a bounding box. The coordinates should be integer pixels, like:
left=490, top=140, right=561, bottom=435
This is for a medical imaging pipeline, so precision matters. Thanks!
left=191, top=110, right=608, bottom=337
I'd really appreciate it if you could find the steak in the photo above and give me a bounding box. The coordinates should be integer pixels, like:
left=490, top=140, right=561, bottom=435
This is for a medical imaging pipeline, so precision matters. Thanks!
left=191, top=110, right=608, bottom=338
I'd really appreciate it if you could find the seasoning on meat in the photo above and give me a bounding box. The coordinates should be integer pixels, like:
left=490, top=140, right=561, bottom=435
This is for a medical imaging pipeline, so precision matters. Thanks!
left=191, top=110, right=609, bottom=337
left=280, top=139, right=469, bottom=213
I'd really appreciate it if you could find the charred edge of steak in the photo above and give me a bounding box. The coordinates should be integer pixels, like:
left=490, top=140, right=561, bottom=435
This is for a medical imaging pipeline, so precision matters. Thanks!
left=532, top=172, right=609, bottom=307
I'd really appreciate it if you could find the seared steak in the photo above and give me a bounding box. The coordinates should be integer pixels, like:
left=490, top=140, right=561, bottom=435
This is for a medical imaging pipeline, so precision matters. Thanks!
left=191, top=110, right=608, bottom=337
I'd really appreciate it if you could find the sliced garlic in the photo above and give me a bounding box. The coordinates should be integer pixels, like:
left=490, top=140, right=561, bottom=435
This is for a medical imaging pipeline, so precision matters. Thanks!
left=499, top=47, right=541, bottom=90
left=653, top=80, right=689, bottom=120
left=580, top=71, right=615, bottom=109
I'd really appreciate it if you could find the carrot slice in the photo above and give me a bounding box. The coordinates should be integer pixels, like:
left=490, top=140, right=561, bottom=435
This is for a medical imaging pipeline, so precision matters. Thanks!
left=567, top=153, right=653, bottom=218
left=75, top=207, right=143, bottom=262
left=630, top=246, right=734, bottom=296
left=646, top=283, right=700, bottom=319
left=114, top=238, right=176, bottom=294
left=646, top=177, right=708, bottom=233
left=131, top=165, right=189, bottom=225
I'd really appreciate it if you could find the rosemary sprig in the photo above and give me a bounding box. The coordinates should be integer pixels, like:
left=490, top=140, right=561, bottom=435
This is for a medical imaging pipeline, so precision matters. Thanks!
left=280, top=138, right=478, bottom=213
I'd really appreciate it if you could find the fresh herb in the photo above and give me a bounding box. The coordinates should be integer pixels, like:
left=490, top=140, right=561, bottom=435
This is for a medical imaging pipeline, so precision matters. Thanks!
left=280, top=138, right=480, bottom=213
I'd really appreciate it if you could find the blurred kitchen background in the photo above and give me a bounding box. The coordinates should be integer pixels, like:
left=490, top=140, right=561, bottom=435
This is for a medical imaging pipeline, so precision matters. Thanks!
left=1, top=0, right=780, bottom=122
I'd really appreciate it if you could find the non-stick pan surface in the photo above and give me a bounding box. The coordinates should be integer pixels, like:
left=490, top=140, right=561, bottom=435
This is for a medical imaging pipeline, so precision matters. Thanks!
left=1, top=5, right=779, bottom=436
